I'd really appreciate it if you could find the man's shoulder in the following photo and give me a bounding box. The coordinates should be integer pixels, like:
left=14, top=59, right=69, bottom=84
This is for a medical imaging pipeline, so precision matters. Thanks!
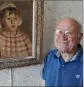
left=47, top=49, right=57, bottom=56
left=44, top=49, right=58, bottom=62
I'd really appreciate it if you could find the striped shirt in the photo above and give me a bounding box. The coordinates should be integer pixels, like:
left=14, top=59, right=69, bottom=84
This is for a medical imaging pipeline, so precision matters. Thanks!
left=0, top=30, right=32, bottom=58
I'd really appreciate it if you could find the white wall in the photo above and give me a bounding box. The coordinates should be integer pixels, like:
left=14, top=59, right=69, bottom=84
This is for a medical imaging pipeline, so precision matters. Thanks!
left=0, top=1, right=82, bottom=86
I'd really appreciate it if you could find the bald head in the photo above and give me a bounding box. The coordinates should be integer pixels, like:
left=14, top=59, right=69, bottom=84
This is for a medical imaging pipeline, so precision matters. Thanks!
left=56, top=18, right=82, bottom=33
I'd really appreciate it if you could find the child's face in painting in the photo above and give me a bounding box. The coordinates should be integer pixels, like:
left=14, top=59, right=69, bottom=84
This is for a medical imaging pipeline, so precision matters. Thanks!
left=3, top=11, right=20, bottom=32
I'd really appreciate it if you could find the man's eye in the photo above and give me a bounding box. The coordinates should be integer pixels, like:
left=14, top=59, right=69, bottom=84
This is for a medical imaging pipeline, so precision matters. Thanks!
left=67, top=32, right=72, bottom=35
left=56, top=30, right=62, bottom=35
left=66, top=32, right=74, bottom=37
left=65, top=30, right=72, bottom=36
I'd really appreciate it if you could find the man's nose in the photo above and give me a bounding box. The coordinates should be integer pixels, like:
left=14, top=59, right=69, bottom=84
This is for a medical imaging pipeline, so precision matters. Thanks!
left=61, top=33, right=68, bottom=40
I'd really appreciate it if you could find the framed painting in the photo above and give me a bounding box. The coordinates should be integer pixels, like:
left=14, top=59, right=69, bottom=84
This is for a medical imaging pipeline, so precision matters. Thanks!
left=0, top=0, right=44, bottom=69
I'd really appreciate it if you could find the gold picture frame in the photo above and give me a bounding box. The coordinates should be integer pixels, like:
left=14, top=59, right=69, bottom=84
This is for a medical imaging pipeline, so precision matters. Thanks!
left=0, top=0, right=44, bottom=70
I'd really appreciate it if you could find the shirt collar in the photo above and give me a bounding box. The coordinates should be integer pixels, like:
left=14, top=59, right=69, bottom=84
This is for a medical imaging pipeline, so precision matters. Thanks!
left=69, top=52, right=78, bottom=61
left=56, top=51, right=61, bottom=57
left=55, top=44, right=82, bottom=62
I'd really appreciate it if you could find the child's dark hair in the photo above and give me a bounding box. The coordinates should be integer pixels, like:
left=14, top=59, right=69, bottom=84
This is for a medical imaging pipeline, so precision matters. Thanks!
left=0, top=7, right=21, bottom=17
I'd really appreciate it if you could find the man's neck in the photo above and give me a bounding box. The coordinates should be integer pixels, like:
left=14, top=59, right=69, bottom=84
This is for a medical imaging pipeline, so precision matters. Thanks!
left=61, top=48, right=78, bottom=62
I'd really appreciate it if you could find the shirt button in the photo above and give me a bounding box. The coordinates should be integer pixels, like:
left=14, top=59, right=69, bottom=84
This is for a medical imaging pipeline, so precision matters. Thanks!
left=63, top=65, right=65, bottom=67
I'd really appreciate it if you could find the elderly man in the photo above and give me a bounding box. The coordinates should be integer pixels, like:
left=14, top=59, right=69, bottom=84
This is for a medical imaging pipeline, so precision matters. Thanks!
left=42, top=18, right=83, bottom=86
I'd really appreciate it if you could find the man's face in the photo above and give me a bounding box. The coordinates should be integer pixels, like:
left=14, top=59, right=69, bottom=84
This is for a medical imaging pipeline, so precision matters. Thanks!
left=54, top=19, right=82, bottom=53
left=3, top=11, right=20, bottom=32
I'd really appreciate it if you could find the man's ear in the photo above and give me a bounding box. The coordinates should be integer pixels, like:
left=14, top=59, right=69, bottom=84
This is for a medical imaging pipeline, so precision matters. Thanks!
left=78, top=33, right=83, bottom=41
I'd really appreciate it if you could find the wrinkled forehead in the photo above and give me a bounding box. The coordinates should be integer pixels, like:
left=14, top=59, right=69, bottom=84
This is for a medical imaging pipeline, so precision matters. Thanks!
left=56, top=18, right=80, bottom=33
